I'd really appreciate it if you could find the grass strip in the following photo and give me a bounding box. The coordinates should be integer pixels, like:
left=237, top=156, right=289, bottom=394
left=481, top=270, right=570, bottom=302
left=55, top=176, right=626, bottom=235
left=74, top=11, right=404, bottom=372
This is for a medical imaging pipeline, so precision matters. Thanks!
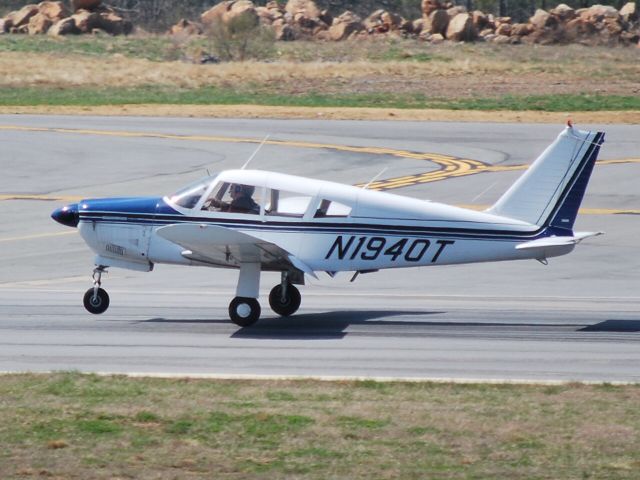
left=0, top=86, right=639, bottom=111
left=0, top=372, right=639, bottom=479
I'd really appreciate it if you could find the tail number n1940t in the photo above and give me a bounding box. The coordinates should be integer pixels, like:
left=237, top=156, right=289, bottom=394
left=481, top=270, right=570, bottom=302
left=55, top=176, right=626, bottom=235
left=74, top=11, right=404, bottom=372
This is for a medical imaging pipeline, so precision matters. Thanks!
left=325, top=236, right=455, bottom=263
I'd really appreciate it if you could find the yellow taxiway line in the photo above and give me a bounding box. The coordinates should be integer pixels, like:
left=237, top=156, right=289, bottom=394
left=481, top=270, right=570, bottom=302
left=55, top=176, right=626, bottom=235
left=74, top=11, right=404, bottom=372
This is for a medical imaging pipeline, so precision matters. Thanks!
left=1, top=124, right=638, bottom=215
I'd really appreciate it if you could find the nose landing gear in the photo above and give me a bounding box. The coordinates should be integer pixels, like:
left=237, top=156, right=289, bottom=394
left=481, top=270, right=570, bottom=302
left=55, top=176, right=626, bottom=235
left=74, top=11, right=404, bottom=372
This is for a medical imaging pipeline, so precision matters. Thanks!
left=83, top=266, right=110, bottom=314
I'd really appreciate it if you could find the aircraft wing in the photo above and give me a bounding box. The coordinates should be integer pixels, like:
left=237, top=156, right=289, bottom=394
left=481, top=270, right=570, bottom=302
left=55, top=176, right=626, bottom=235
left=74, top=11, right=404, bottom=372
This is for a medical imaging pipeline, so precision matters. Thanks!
left=156, top=223, right=316, bottom=276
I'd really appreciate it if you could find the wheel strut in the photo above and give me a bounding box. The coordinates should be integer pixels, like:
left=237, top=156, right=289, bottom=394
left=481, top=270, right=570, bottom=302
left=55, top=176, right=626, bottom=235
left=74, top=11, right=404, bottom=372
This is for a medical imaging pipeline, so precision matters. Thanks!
left=92, top=266, right=107, bottom=302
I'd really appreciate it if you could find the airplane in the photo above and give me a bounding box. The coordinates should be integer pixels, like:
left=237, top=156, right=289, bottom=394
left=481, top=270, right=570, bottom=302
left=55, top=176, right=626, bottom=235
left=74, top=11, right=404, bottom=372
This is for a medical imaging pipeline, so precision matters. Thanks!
left=52, top=123, right=604, bottom=327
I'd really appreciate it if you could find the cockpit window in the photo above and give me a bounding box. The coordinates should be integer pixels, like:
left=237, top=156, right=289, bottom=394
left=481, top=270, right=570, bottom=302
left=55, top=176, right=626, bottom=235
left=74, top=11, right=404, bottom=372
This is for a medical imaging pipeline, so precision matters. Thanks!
left=168, top=177, right=211, bottom=209
left=202, top=181, right=262, bottom=215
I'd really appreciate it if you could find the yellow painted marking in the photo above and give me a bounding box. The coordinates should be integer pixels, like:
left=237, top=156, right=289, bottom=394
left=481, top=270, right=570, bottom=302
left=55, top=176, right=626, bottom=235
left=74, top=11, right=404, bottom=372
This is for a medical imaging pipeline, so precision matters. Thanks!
left=0, top=194, right=83, bottom=202
left=2, top=124, right=639, bottom=215
left=0, top=231, right=75, bottom=243
left=456, top=205, right=640, bottom=215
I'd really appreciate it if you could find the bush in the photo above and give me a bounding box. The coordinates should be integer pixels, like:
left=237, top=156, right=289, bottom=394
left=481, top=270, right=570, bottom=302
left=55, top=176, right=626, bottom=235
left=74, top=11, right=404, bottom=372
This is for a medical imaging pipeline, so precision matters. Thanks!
left=205, top=12, right=276, bottom=62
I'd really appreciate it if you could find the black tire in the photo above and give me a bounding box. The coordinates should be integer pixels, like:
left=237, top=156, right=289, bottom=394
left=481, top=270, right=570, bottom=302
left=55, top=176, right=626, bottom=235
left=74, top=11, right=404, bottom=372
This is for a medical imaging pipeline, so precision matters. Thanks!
left=269, top=284, right=301, bottom=317
left=83, top=287, right=110, bottom=314
left=229, top=297, right=261, bottom=327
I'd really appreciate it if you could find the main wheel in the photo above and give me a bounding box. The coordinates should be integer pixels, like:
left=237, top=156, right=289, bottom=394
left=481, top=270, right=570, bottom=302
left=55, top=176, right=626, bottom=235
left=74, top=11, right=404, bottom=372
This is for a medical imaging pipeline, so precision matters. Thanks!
left=83, top=287, right=110, bottom=314
left=269, top=283, right=301, bottom=317
left=229, top=297, right=261, bottom=327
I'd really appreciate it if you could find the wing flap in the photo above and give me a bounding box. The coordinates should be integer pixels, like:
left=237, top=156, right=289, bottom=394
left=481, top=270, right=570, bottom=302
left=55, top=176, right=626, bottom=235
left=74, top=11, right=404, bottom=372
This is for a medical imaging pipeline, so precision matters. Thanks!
left=156, top=224, right=315, bottom=276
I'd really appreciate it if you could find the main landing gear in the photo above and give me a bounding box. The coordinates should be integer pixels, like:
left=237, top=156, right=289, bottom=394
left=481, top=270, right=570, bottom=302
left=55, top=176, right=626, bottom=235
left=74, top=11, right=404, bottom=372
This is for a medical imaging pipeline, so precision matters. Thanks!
left=80, top=263, right=302, bottom=326
left=83, top=266, right=110, bottom=314
left=228, top=269, right=302, bottom=327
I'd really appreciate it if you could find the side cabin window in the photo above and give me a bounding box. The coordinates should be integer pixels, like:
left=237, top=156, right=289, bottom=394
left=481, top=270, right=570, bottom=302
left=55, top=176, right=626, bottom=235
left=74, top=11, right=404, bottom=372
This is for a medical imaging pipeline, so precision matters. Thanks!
left=265, top=189, right=312, bottom=218
left=201, top=182, right=262, bottom=215
left=314, top=199, right=352, bottom=218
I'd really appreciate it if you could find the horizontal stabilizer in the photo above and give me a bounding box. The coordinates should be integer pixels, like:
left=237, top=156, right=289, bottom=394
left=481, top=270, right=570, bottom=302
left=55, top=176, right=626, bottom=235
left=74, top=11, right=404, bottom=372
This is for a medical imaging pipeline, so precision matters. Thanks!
left=516, top=231, right=603, bottom=250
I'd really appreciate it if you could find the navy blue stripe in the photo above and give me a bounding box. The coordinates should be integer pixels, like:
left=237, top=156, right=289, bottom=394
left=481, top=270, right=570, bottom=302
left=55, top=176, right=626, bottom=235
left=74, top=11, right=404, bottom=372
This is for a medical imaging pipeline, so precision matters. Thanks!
left=78, top=212, right=551, bottom=242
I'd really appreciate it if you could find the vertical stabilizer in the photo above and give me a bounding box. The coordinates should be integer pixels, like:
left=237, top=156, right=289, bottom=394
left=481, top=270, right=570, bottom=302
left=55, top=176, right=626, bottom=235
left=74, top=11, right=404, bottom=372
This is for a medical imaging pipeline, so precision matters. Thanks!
left=487, top=125, right=604, bottom=229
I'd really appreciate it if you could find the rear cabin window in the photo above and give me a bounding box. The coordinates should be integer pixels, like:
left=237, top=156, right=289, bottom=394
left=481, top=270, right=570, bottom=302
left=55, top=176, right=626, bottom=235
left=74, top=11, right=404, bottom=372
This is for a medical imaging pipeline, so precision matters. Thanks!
left=265, top=189, right=312, bottom=218
left=314, top=199, right=352, bottom=218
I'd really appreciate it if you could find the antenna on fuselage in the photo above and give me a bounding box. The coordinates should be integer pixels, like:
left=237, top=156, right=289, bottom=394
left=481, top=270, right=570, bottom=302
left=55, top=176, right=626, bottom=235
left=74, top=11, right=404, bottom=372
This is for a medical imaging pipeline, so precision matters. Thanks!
left=241, top=134, right=271, bottom=170
left=362, top=167, right=388, bottom=190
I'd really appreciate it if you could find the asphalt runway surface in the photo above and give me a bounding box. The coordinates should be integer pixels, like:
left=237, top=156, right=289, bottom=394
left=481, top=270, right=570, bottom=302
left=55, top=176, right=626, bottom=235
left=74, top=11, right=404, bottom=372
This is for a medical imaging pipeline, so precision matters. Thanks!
left=1, top=115, right=639, bottom=382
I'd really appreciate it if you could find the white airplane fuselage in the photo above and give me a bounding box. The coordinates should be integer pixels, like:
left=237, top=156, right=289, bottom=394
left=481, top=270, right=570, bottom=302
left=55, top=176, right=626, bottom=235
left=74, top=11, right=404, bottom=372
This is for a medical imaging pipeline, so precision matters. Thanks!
left=75, top=180, right=571, bottom=275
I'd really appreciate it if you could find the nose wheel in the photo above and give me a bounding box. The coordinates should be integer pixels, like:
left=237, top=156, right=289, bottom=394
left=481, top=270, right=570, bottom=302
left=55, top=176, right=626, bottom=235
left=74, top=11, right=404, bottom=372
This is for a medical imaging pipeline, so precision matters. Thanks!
left=83, top=266, right=110, bottom=314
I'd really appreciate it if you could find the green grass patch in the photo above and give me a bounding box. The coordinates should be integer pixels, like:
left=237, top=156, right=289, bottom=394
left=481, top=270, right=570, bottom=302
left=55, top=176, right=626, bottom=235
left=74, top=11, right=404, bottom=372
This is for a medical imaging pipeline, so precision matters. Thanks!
left=1, top=373, right=639, bottom=479
left=0, top=85, right=638, bottom=112
left=0, top=35, right=183, bottom=62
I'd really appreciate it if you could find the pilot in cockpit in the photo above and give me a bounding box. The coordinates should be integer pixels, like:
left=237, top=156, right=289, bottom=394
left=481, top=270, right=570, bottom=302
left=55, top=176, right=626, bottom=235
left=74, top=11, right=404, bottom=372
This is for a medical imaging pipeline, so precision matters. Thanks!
left=204, top=184, right=260, bottom=214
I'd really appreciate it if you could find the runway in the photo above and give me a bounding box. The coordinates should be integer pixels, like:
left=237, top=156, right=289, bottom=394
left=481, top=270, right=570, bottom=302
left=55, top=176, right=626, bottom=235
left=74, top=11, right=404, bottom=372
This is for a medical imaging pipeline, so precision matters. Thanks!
left=1, top=115, right=639, bottom=382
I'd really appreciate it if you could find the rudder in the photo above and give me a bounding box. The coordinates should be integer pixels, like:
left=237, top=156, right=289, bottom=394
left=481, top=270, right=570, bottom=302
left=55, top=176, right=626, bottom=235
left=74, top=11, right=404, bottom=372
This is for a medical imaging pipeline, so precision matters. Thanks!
left=487, top=125, right=604, bottom=230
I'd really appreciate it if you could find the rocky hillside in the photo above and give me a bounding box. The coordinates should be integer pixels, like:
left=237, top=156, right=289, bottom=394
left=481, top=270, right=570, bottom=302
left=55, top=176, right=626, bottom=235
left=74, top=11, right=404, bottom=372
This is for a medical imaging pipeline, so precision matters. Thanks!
left=1, top=0, right=638, bottom=46
left=170, top=0, right=639, bottom=46
left=0, top=0, right=131, bottom=35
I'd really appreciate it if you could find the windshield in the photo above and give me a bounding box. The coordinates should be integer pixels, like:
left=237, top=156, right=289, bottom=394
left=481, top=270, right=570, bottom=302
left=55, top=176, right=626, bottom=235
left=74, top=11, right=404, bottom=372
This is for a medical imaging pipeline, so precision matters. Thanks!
left=168, top=176, right=213, bottom=209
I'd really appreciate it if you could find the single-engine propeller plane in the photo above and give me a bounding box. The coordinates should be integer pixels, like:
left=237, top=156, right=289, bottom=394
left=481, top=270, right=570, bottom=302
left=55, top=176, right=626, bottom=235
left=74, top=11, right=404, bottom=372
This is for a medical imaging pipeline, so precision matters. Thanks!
left=52, top=124, right=604, bottom=326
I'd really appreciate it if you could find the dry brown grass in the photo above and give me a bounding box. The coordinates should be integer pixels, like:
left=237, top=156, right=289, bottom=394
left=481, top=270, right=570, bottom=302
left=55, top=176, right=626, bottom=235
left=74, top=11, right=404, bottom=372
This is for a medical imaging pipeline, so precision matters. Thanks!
left=1, top=40, right=639, bottom=99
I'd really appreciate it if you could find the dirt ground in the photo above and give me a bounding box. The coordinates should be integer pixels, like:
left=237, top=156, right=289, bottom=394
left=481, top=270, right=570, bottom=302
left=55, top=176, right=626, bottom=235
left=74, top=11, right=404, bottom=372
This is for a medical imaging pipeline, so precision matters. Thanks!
left=0, top=41, right=638, bottom=123
left=1, top=104, right=638, bottom=124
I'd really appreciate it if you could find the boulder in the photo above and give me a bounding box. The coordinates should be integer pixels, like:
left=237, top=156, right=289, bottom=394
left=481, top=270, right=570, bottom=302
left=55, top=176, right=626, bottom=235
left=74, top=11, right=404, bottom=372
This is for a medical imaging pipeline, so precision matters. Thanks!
left=428, top=8, right=449, bottom=35
left=71, top=0, right=101, bottom=11
left=38, top=1, right=69, bottom=21
left=48, top=17, right=78, bottom=35
left=27, top=12, right=53, bottom=34
left=201, top=1, right=233, bottom=24
left=169, top=18, right=203, bottom=35
left=328, top=11, right=362, bottom=40
left=619, top=2, right=637, bottom=22
left=273, top=21, right=295, bottom=40
left=446, top=12, right=475, bottom=41
left=71, top=9, right=99, bottom=32
left=222, top=0, right=258, bottom=25
left=7, top=5, right=40, bottom=28
left=447, top=6, right=467, bottom=19
left=580, top=4, right=620, bottom=23
left=256, top=6, right=275, bottom=24
left=285, top=0, right=320, bottom=19
left=550, top=3, right=576, bottom=22
left=421, top=0, right=442, bottom=18
left=364, top=9, right=402, bottom=33
left=493, top=34, right=511, bottom=44
left=319, top=9, right=333, bottom=27
left=98, top=11, right=132, bottom=35
left=471, top=10, right=488, bottom=31
left=511, top=23, right=532, bottom=36
left=495, top=23, right=512, bottom=36
left=529, top=9, right=556, bottom=29
left=564, top=17, right=596, bottom=39
left=412, top=18, right=425, bottom=34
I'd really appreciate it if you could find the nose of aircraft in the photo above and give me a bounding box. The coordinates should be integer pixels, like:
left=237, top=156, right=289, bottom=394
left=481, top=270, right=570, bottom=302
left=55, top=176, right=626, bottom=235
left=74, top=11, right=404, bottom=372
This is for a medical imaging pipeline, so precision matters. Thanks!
left=51, top=203, right=79, bottom=228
